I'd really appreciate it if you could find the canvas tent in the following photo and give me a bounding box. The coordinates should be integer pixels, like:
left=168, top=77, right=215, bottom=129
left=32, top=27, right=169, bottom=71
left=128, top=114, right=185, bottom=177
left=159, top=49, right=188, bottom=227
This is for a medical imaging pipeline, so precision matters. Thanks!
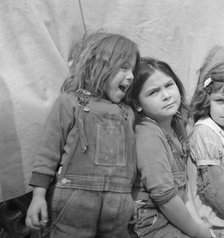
left=1, top=0, right=224, bottom=202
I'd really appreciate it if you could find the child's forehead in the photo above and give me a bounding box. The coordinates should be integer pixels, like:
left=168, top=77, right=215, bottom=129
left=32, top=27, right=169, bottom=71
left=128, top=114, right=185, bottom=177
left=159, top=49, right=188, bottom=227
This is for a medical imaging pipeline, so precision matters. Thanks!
left=212, top=81, right=224, bottom=92
left=127, top=55, right=137, bottom=66
left=211, top=89, right=224, bottom=98
left=113, top=53, right=137, bottom=67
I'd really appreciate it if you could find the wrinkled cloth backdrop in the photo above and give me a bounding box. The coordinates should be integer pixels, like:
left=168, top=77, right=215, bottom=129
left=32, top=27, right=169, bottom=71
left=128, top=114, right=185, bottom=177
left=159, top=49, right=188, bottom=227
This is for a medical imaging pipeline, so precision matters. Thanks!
left=1, top=0, right=224, bottom=202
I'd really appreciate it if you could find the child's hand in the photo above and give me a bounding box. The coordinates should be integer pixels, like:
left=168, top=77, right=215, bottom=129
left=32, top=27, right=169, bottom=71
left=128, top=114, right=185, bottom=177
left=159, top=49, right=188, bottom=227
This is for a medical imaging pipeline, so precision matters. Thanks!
left=197, top=222, right=214, bottom=238
left=25, top=190, right=48, bottom=230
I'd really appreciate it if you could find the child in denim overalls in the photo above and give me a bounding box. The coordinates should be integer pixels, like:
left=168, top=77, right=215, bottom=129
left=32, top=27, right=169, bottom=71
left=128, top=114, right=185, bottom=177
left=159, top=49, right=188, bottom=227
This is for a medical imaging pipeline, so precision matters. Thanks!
left=25, top=32, right=140, bottom=238
left=129, top=58, right=213, bottom=238
left=188, top=46, right=224, bottom=238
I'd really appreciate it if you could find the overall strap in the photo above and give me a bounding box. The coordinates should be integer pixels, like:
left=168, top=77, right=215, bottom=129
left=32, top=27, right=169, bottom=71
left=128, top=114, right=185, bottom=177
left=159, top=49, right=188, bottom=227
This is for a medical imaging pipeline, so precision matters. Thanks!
left=58, top=91, right=89, bottom=175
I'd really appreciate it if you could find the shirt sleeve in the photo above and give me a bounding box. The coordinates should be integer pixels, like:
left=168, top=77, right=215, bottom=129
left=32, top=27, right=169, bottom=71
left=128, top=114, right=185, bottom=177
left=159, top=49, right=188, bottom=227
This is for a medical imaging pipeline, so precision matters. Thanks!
left=189, top=125, right=223, bottom=166
left=30, top=93, right=77, bottom=188
left=135, top=122, right=178, bottom=206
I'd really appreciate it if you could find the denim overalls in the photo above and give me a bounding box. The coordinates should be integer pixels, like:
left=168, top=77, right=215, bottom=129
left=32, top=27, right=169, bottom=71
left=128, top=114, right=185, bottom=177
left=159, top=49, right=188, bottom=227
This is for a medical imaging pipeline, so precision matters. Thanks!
left=45, top=91, right=136, bottom=238
left=130, top=119, right=189, bottom=238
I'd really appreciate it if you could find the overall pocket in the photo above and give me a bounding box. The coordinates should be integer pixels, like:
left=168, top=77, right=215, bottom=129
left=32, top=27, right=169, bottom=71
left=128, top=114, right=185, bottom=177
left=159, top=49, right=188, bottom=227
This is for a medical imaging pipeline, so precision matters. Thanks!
left=173, top=171, right=187, bottom=189
left=95, top=124, right=126, bottom=166
left=132, top=204, right=168, bottom=238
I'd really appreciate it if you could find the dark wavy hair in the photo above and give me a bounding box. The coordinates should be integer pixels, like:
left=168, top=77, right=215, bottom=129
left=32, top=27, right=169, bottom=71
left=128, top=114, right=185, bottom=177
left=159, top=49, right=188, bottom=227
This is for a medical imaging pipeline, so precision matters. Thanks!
left=190, top=46, right=224, bottom=122
left=130, top=57, right=191, bottom=127
left=61, top=32, right=140, bottom=103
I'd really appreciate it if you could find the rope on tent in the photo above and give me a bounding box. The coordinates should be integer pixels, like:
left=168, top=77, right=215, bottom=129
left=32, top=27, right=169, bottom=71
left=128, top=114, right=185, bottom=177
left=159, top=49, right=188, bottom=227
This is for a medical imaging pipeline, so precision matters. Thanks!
left=78, top=0, right=87, bottom=33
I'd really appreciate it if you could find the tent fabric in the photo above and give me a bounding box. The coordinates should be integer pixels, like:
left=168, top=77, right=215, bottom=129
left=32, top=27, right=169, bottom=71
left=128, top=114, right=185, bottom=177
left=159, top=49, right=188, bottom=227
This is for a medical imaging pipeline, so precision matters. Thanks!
left=1, top=0, right=224, bottom=202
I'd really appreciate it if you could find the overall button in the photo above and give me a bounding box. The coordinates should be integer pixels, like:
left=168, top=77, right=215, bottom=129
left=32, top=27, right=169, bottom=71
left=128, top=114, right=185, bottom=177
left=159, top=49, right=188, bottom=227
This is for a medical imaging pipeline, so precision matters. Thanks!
left=60, top=178, right=71, bottom=185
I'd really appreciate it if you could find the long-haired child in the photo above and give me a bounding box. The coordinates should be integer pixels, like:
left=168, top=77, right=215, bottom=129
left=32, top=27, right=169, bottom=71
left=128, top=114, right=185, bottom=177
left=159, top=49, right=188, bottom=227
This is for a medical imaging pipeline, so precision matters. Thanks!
left=129, top=57, right=213, bottom=238
left=25, top=32, right=140, bottom=238
left=188, top=46, right=224, bottom=237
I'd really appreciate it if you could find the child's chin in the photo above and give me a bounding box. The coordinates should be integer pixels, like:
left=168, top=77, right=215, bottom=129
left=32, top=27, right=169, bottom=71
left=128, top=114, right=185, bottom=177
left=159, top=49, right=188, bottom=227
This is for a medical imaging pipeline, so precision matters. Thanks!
left=112, top=99, right=121, bottom=104
left=110, top=96, right=123, bottom=104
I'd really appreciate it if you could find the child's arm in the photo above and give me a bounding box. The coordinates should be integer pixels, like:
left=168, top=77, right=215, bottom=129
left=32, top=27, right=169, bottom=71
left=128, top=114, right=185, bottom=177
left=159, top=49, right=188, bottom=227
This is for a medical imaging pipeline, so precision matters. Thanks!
left=185, top=159, right=207, bottom=223
left=26, top=187, right=48, bottom=230
left=199, top=165, right=224, bottom=219
left=184, top=182, right=206, bottom=224
left=189, top=125, right=224, bottom=219
left=159, top=194, right=212, bottom=238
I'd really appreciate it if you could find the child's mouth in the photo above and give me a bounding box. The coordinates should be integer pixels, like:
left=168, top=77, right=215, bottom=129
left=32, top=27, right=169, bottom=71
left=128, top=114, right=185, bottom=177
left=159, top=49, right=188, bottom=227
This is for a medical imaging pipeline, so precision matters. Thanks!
left=119, top=85, right=128, bottom=93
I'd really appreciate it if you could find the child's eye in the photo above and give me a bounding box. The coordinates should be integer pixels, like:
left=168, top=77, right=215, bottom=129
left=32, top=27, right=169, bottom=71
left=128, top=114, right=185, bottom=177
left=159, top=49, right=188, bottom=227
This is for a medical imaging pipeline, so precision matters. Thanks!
left=148, top=90, right=158, bottom=96
left=166, top=82, right=174, bottom=88
left=121, top=63, right=129, bottom=69
left=215, top=99, right=224, bottom=104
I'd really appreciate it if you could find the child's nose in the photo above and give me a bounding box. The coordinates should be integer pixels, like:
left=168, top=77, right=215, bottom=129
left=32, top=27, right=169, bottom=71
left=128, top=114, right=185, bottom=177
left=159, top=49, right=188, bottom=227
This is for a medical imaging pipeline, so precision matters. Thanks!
left=126, top=70, right=134, bottom=81
left=162, top=89, right=171, bottom=99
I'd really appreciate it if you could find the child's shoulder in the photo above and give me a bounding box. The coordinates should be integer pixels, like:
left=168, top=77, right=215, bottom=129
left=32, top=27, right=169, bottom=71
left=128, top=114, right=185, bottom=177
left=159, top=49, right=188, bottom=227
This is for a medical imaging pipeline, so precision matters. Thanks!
left=56, top=92, right=79, bottom=106
left=193, top=117, right=220, bottom=135
left=191, top=123, right=222, bottom=144
left=50, top=92, right=80, bottom=116
left=135, top=118, right=164, bottom=138
left=121, top=103, right=135, bottom=119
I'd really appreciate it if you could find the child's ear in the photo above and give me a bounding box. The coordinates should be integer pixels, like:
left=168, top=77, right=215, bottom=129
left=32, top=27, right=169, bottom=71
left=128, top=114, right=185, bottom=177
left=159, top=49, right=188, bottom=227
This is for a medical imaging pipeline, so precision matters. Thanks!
left=134, top=102, right=142, bottom=112
left=136, top=106, right=142, bottom=112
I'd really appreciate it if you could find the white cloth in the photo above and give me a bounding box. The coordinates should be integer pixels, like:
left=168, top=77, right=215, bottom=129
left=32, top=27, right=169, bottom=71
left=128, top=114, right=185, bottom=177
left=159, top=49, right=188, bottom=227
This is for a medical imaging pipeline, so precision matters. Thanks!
left=188, top=117, right=224, bottom=227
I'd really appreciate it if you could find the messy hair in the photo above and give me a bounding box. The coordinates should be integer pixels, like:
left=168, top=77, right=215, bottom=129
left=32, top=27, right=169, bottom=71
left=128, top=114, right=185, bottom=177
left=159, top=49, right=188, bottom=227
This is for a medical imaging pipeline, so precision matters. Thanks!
left=61, top=32, right=140, bottom=100
left=131, top=57, right=190, bottom=125
left=191, top=45, right=224, bottom=122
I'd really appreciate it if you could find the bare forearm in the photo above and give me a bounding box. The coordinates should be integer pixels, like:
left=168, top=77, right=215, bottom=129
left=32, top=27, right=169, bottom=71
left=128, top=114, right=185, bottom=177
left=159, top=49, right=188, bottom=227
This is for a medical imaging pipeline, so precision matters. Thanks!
left=185, top=183, right=204, bottom=224
left=159, top=195, right=210, bottom=238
